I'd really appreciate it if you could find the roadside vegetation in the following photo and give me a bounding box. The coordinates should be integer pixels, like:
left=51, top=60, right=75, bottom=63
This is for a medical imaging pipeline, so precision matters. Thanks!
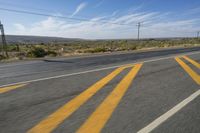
left=1, top=38, right=200, bottom=61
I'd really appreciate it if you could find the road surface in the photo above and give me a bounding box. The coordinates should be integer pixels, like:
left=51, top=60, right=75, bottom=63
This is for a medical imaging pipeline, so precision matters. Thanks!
left=0, top=47, right=200, bottom=133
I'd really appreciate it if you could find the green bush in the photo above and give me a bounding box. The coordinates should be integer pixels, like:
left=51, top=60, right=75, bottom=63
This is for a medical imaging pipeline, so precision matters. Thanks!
left=7, top=45, right=18, bottom=52
left=27, top=47, right=47, bottom=58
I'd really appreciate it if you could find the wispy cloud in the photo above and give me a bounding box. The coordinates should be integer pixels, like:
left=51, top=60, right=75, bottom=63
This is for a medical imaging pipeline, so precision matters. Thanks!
left=128, top=5, right=144, bottom=13
left=71, top=2, right=87, bottom=17
left=13, top=10, right=200, bottom=39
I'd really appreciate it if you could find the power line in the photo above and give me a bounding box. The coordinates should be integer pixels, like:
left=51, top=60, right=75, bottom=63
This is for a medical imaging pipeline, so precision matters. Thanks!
left=0, top=7, right=136, bottom=27
left=0, top=1, right=53, bottom=13
left=197, top=31, right=200, bottom=38
left=0, top=1, right=97, bottom=19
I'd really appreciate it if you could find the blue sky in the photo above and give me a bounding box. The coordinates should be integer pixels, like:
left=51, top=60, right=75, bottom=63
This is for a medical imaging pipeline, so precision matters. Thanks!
left=0, top=0, right=200, bottom=39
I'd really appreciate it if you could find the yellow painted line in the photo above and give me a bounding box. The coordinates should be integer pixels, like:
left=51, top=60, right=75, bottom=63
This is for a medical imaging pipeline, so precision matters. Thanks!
left=0, top=84, right=27, bottom=94
left=175, top=57, right=200, bottom=85
left=183, top=56, right=200, bottom=69
left=28, top=65, right=132, bottom=133
left=77, top=64, right=143, bottom=133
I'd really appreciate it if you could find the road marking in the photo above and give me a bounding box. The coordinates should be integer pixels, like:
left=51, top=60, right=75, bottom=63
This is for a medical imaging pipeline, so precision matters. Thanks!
left=77, top=64, right=143, bottom=133
left=137, top=89, right=200, bottom=133
left=0, top=84, right=27, bottom=94
left=0, top=51, right=200, bottom=88
left=0, top=64, right=135, bottom=88
left=28, top=65, right=132, bottom=133
left=175, top=57, right=200, bottom=85
left=183, top=56, right=200, bottom=69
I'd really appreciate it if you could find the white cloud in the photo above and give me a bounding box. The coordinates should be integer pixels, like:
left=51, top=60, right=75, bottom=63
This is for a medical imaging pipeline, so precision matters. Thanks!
left=12, top=10, right=200, bottom=39
left=14, top=24, right=26, bottom=33
left=142, top=19, right=200, bottom=38
left=71, top=2, right=87, bottom=17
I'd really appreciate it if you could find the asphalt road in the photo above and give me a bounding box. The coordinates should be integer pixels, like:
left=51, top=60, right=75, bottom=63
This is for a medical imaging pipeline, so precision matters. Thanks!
left=0, top=47, right=200, bottom=133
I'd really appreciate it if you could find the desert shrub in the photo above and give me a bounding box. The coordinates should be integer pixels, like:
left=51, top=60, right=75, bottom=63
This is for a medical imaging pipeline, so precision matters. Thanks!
left=46, top=51, right=58, bottom=57
left=85, top=47, right=107, bottom=53
left=6, top=45, right=20, bottom=52
left=130, top=46, right=137, bottom=50
left=0, top=55, right=6, bottom=60
left=16, top=52, right=26, bottom=60
left=27, top=47, right=47, bottom=58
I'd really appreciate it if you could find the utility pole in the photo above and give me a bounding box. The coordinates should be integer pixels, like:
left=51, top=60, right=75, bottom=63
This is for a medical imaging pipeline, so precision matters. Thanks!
left=137, top=22, right=142, bottom=40
left=197, top=31, right=200, bottom=39
left=0, top=21, right=8, bottom=57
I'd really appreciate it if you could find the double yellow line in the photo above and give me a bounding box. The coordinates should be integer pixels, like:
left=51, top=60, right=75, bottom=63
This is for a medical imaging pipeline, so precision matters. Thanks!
left=28, top=64, right=143, bottom=133
left=175, top=56, right=200, bottom=85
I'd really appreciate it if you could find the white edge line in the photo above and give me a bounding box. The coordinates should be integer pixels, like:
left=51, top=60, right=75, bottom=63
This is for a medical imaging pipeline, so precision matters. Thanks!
left=137, top=89, right=200, bottom=133
left=0, top=51, right=200, bottom=88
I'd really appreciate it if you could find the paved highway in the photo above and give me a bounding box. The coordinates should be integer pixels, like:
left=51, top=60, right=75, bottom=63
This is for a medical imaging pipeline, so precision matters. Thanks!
left=0, top=47, right=200, bottom=133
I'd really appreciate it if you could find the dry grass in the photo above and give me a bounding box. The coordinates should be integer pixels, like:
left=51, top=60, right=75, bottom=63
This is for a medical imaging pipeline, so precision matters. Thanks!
left=1, top=38, right=200, bottom=61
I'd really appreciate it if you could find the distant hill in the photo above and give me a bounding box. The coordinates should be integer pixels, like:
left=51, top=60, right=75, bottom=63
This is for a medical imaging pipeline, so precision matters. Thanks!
left=1, top=35, right=83, bottom=44
left=0, top=35, right=194, bottom=44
